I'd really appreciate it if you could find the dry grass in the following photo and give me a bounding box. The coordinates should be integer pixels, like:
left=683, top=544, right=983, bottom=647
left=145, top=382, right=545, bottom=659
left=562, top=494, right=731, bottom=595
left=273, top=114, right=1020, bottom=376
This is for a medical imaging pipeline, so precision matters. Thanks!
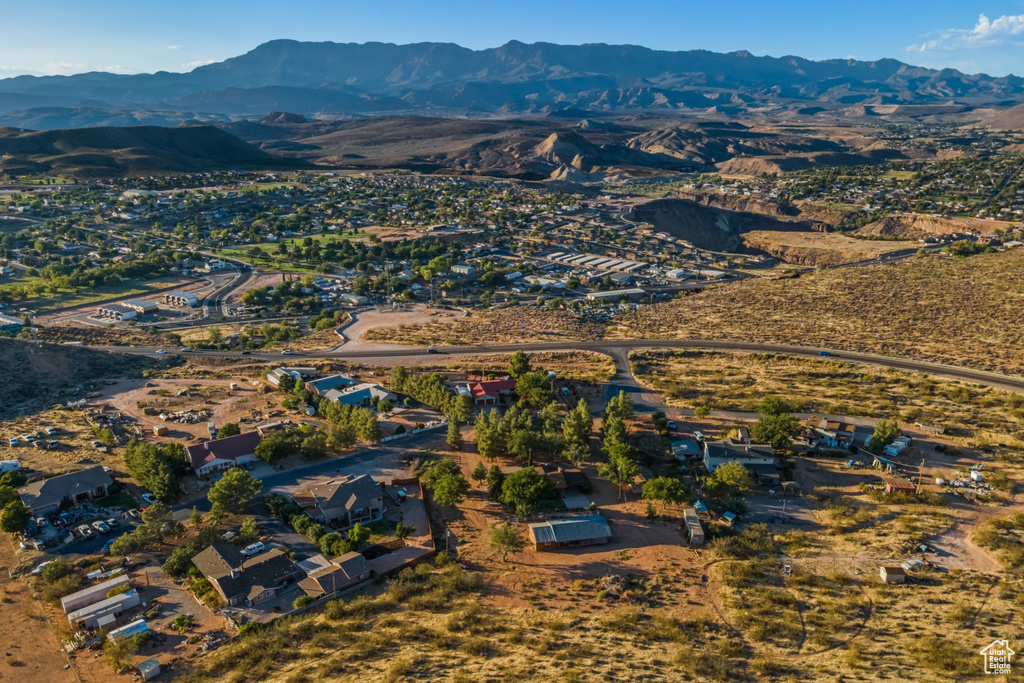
left=741, top=230, right=917, bottom=266
left=630, top=349, right=1024, bottom=450
left=610, top=249, right=1024, bottom=374
left=362, top=308, right=605, bottom=346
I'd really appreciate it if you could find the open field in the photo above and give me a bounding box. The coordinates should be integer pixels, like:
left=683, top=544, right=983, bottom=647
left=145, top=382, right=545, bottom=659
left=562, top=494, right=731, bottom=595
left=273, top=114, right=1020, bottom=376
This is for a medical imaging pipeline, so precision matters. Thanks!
left=0, top=539, right=79, bottom=683
left=362, top=307, right=604, bottom=346
left=610, top=249, right=1024, bottom=374
left=740, top=230, right=917, bottom=266
left=0, top=276, right=187, bottom=314
left=630, top=349, right=1024, bottom=453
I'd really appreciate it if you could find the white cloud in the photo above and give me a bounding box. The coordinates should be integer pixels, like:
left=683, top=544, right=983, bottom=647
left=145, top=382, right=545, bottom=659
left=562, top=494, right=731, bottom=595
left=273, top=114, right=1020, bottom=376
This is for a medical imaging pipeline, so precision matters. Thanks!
left=167, top=45, right=184, bottom=51
left=182, top=59, right=215, bottom=70
left=907, top=13, right=1024, bottom=52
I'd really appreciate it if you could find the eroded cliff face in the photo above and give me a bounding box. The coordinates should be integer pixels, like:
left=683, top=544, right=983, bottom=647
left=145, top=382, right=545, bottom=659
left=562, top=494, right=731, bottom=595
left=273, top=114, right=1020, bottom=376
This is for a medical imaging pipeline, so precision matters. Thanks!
left=856, top=213, right=1001, bottom=239
left=628, top=197, right=812, bottom=251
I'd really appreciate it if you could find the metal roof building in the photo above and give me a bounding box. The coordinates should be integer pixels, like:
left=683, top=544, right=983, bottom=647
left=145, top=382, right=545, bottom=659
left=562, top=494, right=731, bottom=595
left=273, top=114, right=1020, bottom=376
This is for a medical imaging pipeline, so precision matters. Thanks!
left=527, top=514, right=612, bottom=551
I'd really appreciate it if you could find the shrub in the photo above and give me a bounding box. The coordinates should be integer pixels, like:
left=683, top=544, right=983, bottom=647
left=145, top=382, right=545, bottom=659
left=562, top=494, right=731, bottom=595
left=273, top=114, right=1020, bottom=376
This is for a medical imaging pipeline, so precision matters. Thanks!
left=293, top=595, right=314, bottom=609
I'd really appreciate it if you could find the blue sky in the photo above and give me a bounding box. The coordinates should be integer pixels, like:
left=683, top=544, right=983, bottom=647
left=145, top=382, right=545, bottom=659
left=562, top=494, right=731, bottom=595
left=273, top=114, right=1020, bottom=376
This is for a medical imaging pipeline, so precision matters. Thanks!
left=3, top=1, right=1024, bottom=78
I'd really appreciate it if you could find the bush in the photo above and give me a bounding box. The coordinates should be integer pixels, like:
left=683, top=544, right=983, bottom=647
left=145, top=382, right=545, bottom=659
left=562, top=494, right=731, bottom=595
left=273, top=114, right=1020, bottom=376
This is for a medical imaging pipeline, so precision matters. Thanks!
left=42, top=575, right=81, bottom=603
left=39, top=559, right=72, bottom=583
left=293, top=595, right=314, bottom=609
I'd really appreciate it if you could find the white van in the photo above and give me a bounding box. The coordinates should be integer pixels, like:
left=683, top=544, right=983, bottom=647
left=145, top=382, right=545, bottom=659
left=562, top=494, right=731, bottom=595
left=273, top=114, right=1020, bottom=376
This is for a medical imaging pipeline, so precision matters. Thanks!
left=240, top=541, right=265, bottom=557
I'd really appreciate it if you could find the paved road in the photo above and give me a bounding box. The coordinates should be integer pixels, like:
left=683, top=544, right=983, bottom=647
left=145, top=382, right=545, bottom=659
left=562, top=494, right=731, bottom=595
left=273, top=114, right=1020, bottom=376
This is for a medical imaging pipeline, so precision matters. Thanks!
left=102, top=338, right=1024, bottom=394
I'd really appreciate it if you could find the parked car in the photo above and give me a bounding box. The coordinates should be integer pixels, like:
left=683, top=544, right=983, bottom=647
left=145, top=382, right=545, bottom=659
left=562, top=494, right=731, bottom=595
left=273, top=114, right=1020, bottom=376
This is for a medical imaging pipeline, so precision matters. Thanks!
left=667, top=420, right=677, bottom=430
left=693, top=431, right=705, bottom=441
left=92, top=521, right=110, bottom=534
left=141, top=493, right=158, bottom=505
left=35, top=517, right=47, bottom=529
left=7, top=438, right=17, bottom=447
left=101, top=539, right=115, bottom=554
left=127, top=509, right=141, bottom=519
left=77, top=525, right=94, bottom=540
left=105, top=517, right=119, bottom=527
left=240, top=541, right=265, bottom=558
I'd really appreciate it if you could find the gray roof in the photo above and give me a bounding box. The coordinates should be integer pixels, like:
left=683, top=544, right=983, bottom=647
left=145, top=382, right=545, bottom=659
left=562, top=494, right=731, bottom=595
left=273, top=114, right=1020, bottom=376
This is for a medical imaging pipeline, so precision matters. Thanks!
left=192, top=544, right=296, bottom=602
left=529, top=515, right=612, bottom=545
left=705, top=438, right=775, bottom=461
left=306, top=374, right=357, bottom=394
left=18, top=466, right=113, bottom=511
left=299, top=474, right=380, bottom=514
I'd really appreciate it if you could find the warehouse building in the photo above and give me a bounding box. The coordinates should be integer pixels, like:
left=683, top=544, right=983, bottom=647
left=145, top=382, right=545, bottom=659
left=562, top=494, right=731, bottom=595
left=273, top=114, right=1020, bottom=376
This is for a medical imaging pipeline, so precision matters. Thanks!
left=527, top=514, right=612, bottom=551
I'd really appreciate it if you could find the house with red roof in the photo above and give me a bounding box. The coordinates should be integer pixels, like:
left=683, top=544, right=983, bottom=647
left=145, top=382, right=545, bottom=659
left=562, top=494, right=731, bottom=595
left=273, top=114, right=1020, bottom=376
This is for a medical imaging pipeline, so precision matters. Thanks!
left=186, top=431, right=262, bottom=477
left=457, top=377, right=517, bottom=406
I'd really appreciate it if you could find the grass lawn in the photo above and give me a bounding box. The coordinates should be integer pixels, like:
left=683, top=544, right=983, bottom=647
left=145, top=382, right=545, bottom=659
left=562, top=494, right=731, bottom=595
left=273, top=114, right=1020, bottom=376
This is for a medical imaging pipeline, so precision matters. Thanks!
left=0, top=276, right=184, bottom=313
left=93, top=491, right=139, bottom=510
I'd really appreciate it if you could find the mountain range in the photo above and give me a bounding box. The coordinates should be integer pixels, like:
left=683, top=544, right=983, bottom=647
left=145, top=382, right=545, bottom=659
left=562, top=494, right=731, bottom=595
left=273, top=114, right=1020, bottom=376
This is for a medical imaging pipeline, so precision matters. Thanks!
left=2, top=40, right=1024, bottom=128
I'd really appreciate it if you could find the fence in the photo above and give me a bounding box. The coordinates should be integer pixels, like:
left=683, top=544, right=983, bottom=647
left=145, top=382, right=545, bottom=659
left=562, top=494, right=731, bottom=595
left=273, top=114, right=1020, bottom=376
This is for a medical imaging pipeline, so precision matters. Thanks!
left=380, top=420, right=448, bottom=443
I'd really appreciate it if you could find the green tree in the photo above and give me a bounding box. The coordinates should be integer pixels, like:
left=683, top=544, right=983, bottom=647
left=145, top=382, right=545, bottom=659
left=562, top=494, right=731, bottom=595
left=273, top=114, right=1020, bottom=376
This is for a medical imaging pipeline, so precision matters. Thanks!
left=123, top=440, right=183, bottom=501
left=450, top=393, right=474, bottom=424
left=641, top=476, right=688, bottom=511
left=138, top=502, right=183, bottom=544
left=300, top=431, right=329, bottom=459
left=447, top=420, right=463, bottom=450
left=705, top=461, right=754, bottom=499
left=515, top=371, right=555, bottom=408
left=433, top=472, right=471, bottom=508
left=347, top=522, right=370, bottom=546
left=471, top=461, right=488, bottom=486
left=508, top=350, right=532, bottom=378
left=751, top=413, right=801, bottom=450
left=562, top=398, right=593, bottom=466
left=0, top=485, right=18, bottom=509
left=0, top=500, right=31, bottom=533
left=475, top=409, right=502, bottom=460
left=599, top=451, right=640, bottom=501
left=501, top=468, right=555, bottom=516
left=189, top=506, right=203, bottom=530
left=756, top=396, right=793, bottom=417
left=217, top=423, right=241, bottom=438
left=488, top=522, right=526, bottom=561
left=238, top=517, right=259, bottom=542
left=486, top=465, right=505, bottom=498
left=207, top=468, right=262, bottom=516
left=870, top=417, right=902, bottom=452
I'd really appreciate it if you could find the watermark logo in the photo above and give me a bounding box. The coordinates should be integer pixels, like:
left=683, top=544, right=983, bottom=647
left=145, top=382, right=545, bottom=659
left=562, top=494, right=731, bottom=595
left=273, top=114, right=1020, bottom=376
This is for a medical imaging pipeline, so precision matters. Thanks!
left=980, top=639, right=1014, bottom=675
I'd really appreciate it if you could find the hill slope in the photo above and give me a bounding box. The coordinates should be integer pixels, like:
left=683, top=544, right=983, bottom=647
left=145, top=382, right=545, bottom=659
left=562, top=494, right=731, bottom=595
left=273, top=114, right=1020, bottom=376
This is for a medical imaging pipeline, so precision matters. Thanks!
left=0, top=125, right=302, bottom=177
left=610, top=249, right=1024, bottom=374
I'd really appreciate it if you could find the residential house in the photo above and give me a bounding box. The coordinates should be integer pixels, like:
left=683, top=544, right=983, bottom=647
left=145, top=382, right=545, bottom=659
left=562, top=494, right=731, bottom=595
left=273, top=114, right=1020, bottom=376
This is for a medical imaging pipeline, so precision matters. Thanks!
left=185, top=431, right=261, bottom=477
left=450, top=264, right=476, bottom=275
left=305, top=374, right=357, bottom=397
left=805, top=415, right=862, bottom=448
left=702, top=439, right=778, bottom=483
left=18, top=466, right=114, bottom=516
left=536, top=464, right=586, bottom=495
left=292, top=474, right=385, bottom=528
left=456, top=378, right=516, bottom=406
left=322, top=383, right=396, bottom=408
left=527, top=515, right=612, bottom=551
left=192, top=545, right=299, bottom=607
left=298, top=551, right=373, bottom=599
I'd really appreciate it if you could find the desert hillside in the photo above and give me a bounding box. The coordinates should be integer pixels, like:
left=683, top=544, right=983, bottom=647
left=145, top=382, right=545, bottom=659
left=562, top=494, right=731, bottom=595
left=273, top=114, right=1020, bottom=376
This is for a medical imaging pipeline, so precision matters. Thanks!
left=609, top=249, right=1024, bottom=373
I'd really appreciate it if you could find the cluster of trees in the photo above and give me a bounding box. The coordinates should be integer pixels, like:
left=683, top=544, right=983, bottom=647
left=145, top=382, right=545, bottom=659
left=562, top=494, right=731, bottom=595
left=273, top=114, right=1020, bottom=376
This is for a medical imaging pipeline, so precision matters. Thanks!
left=255, top=427, right=329, bottom=462
left=750, top=396, right=801, bottom=450
left=239, top=280, right=322, bottom=314
left=599, top=391, right=640, bottom=500
left=499, top=467, right=556, bottom=516
left=474, top=403, right=564, bottom=466
left=320, top=402, right=381, bottom=448
left=123, top=440, right=188, bottom=501
left=421, top=458, right=471, bottom=508
left=110, top=502, right=186, bottom=555
left=265, top=492, right=371, bottom=554
left=0, top=471, right=29, bottom=533
left=390, top=367, right=460, bottom=414
left=162, top=514, right=260, bottom=576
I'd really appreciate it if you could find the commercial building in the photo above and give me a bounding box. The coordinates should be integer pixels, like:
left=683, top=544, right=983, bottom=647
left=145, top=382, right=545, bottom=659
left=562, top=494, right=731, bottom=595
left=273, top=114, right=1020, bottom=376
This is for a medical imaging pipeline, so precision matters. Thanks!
left=121, top=299, right=159, bottom=315
left=164, top=291, right=199, bottom=307
left=95, top=303, right=138, bottom=321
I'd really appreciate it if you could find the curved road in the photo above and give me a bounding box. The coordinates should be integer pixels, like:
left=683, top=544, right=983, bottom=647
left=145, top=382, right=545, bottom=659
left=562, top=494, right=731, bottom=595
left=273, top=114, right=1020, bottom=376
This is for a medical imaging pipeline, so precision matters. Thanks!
left=99, top=338, right=1024, bottom=394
